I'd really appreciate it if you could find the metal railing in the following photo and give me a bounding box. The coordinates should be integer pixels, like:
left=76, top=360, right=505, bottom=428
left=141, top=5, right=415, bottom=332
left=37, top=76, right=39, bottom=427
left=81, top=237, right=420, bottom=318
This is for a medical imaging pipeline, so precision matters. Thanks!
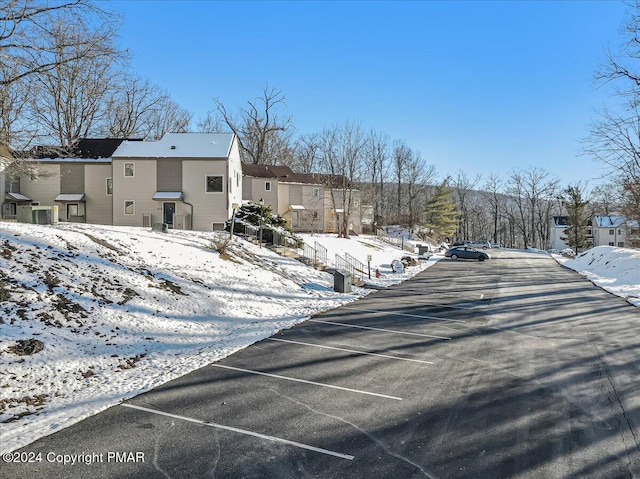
left=334, top=254, right=354, bottom=280
left=314, top=242, right=327, bottom=265
left=345, top=252, right=366, bottom=281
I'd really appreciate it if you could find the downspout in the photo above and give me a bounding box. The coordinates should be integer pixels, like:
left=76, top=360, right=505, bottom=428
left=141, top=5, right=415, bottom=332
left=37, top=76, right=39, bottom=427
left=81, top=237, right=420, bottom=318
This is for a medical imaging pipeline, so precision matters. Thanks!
left=182, top=197, right=194, bottom=230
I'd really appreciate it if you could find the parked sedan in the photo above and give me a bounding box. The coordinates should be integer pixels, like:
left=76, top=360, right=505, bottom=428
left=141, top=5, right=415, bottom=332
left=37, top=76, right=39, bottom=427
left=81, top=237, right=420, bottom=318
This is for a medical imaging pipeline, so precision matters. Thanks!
left=445, top=246, right=491, bottom=261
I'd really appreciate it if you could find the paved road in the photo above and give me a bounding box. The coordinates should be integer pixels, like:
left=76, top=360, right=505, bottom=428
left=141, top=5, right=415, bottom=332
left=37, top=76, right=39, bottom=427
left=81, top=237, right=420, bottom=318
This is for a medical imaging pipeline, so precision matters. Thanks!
left=2, top=249, right=639, bottom=478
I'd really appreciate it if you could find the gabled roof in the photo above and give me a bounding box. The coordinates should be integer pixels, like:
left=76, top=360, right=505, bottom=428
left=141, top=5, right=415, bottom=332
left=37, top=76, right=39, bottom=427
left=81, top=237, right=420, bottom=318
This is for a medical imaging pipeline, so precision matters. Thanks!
left=112, top=133, right=235, bottom=159
left=595, top=215, right=626, bottom=228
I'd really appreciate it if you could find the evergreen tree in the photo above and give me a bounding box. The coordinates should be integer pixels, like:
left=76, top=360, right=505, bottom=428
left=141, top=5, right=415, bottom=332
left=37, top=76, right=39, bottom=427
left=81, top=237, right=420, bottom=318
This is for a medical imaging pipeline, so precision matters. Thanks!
left=561, top=185, right=590, bottom=253
left=423, top=180, right=460, bottom=241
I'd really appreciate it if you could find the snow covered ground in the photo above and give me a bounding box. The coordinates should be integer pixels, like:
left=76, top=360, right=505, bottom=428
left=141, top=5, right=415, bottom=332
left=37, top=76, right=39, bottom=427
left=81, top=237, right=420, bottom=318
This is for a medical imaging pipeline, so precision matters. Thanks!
left=554, top=245, right=640, bottom=307
left=1, top=222, right=637, bottom=454
left=0, top=223, right=435, bottom=453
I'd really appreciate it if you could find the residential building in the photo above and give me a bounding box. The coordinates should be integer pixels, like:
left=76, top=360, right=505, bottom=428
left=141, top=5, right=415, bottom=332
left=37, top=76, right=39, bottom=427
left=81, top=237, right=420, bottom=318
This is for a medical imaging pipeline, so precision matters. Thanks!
left=3, top=134, right=242, bottom=232
left=242, top=164, right=363, bottom=234
left=549, top=216, right=593, bottom=251
left=111, top=133, right=242, bottom=231
left=592, top=215, right=640, bottom=248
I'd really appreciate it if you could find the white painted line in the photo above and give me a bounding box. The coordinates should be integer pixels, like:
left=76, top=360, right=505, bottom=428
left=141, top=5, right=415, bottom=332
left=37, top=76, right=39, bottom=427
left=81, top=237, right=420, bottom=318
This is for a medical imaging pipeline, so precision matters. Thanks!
left=210, top=364, right=403, bottom=401
left=308, top=319, right=452, bottom=340
left=342, top=306, right=466, bottom=322
left=121, top=403, right=354, bottom=460
left=267, top=337, right=434, bottom=364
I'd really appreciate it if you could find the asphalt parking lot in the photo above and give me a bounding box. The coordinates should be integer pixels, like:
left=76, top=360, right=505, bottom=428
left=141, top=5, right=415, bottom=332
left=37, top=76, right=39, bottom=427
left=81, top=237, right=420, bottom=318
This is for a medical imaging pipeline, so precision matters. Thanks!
left=2, top=249, right=639, bottom=478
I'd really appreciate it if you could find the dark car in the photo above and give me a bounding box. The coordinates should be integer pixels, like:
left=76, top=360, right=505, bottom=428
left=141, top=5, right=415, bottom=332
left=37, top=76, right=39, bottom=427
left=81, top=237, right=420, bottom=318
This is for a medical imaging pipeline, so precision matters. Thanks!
left=445, top=246, right=491, bottom=261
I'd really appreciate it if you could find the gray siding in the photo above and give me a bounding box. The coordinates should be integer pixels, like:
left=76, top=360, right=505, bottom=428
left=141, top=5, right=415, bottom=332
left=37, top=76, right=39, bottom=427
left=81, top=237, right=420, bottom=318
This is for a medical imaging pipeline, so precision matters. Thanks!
left=5, top=171, right=20, bottom=193
left=157, top=159, right=182, bottom=191
left=60, top=164, right=85, bottom=193
left=289, top=185, right=303, bottom=204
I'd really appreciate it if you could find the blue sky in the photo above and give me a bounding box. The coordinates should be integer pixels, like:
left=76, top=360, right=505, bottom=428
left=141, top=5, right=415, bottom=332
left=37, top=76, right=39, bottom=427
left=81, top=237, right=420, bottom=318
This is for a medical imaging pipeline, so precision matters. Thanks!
left=112, top=0, right=629, bottom=186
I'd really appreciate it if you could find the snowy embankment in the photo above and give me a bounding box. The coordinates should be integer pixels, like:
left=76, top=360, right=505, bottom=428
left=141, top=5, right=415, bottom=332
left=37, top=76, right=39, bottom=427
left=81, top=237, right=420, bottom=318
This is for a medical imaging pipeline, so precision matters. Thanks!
left=555, top=245, right=640, bottom=306
left=0, top=223, right=433, bottom=453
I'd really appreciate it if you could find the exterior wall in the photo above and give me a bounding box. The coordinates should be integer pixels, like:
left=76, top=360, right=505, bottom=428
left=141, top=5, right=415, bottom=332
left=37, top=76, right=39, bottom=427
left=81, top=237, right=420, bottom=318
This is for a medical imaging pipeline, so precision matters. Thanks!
left=227, top=137, right=243, bottom=216
left=183, top=159, right=228, bottom=231
left=244, top=176, right=278, bottom=207
left=20, top=164, right=60, bottom=208
left=60, top=164, right=85, bottom=194
left=279, top=183, right=324, bottom=232
left=85, top=164, right=113, bottom=225
left=593, top=226, right=628, bottom=247
left=112, top=158, right=158, bottom=227
left=322, top=189, right=362, bottom=234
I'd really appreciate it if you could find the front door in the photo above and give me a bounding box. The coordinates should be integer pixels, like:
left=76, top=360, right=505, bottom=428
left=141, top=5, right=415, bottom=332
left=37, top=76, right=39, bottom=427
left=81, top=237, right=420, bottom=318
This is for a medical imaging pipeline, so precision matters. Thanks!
left=163, top=202, right=176, bottom=228
left=67, top=203, right=79, bottom=220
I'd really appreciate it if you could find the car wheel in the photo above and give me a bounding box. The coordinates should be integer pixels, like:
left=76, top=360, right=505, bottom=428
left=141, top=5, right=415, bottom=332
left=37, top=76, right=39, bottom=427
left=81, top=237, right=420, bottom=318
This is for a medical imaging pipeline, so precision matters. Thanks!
left=451, top=254, right=458, bottom=260
left=479, top=256, right=485, bottom=262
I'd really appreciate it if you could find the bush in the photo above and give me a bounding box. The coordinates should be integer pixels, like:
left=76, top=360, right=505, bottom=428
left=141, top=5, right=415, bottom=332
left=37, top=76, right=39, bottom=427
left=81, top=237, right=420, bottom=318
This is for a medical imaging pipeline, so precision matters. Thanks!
left=209, top=235, right=231, bottom=256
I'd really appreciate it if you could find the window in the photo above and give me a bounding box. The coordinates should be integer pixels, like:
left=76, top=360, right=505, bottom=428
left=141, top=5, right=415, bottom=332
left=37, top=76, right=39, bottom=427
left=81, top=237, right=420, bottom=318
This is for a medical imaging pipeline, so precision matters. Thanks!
left=609, top=242, right=615, bottom=246
left=609, top=229, right=615, bottom=235
left=265, top=181, right=271, bottom=191
left=618, top=229, right=622, bottom=235
left=313, top=211, right=318, bottom=220
left=106, top=178, right=113, bottom=195
left=618, top=242, right=625, bottom=247
left=313, top=188, right=319, bottom=197
left=124, top=200, right=135, bottom=215
left=67, top=204, right=79, bottom=218
left=124, top=162, right=135, bottom=177
left=206, top=175, right=223, bottom=193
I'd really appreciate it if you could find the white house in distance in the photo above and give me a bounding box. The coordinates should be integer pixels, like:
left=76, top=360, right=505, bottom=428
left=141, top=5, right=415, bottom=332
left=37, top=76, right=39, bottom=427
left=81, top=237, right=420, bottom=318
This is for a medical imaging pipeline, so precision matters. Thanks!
left=110, top=133, right=242, bottom=231
left=550, top=214, right=639, bottom=250
left=592, top=215, right=640, bottom=248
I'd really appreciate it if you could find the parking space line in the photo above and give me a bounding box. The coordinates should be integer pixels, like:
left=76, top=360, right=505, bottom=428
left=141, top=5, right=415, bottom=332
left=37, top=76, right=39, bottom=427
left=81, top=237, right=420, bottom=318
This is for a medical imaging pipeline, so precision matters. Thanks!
left=121, top=404, right=354, bottom=460
left=268, top=338, right=434, bottom=364
left=342, top=306, right=466, bottom=322
left=210, top=364, right=403, bottom=400
left=308, top=319, right=452, bottom=340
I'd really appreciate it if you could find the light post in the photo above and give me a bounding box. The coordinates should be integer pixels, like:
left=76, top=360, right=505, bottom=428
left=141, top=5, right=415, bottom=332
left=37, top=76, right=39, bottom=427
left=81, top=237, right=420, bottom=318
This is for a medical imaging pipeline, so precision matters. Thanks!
left=259, top=198, right=264, bottom=248
left=229, top=202, right=239, bottom=241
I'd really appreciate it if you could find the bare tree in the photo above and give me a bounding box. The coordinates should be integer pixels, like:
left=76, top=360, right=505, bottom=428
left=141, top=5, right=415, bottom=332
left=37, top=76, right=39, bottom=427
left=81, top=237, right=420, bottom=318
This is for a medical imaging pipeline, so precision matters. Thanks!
left=196, top=110, right=227, bottom=134
left=406, top=151, right=437, bottom=234
left=391, top=140, right=412, bottom=222
left=363, top=130, right=390, bottom=228
left=0, top=0, right=115, bottom=87
left=26, top=17, right=120, bottom=151
left=290, top=133, right=321, bottom=173
left=105, top=75, right=174, bottom=139
left=145, top=98, right=192, bottom=140
left=214, top=84, right=293, bottom=164
left=482, top=173, right=505, bottom=245
left=318, top=121, right=365, bottom=238
left=586, top=1, right=640, bottom=222
left=452, top=171, right=482, bottom=240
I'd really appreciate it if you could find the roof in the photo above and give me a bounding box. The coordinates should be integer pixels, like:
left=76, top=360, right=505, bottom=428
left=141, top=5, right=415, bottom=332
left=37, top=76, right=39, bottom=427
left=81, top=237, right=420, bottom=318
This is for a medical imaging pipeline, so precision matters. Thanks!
left=6, top=192, right=31, bottom=201
left=241, top=164, right=324, bottom=185
left=153, top=192, right=184, bottom=201
left=55, top=194, right=85, bottom=202
left=112, top=133, right=235, bottom=159
left=595, top=215, right=627, bottom=228
left=32, top=158, right=111, bottom=164
left=76, top=139, right=142, bottom=159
